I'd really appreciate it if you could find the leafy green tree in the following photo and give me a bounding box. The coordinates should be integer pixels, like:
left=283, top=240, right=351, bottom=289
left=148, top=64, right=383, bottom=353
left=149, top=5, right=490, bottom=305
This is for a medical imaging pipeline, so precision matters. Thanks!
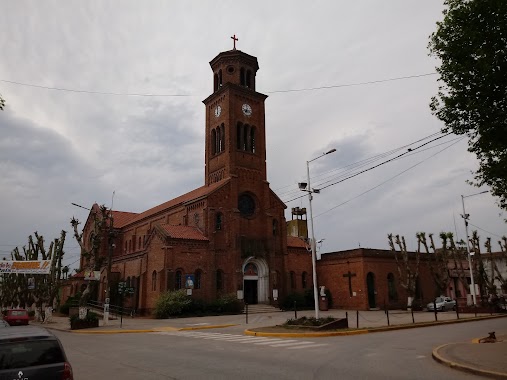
left=428, top=0, right=507, bottom=210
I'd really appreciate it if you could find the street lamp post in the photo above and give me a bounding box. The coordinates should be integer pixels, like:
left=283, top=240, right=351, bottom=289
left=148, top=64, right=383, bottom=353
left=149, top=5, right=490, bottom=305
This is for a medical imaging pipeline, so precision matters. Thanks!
left=299, top=148, right=336, bottom=319
left=461, top=190, right=488, bottom=306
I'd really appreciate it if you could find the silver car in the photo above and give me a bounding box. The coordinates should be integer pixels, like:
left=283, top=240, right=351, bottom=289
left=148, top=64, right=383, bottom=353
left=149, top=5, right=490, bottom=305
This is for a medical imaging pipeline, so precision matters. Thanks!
left=427, top=296, right=457, bottom=311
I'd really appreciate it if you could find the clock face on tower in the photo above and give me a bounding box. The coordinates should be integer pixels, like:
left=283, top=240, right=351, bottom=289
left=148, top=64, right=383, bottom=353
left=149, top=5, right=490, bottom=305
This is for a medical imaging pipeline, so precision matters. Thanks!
left=241, top=103, right=252, bottom=116
left=214, top=105, right=221, bottom=118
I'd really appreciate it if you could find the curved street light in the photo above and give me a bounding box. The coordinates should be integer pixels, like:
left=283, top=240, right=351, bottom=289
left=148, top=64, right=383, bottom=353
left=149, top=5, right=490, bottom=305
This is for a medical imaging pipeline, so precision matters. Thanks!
left=299, top=148, right=336, bottom=319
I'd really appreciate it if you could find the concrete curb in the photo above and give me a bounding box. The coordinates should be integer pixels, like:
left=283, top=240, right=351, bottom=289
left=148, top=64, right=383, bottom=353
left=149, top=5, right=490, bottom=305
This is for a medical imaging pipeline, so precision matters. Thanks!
left=432, top=343, right=507, bottom=379
left=244, top=314, right=507, bottom=338
left=68, top=323, right=238, bottom=334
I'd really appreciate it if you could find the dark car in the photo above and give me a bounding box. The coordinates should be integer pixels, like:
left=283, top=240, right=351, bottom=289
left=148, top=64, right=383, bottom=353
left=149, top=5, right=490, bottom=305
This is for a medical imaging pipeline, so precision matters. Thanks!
left=0, top=326, right=73, bottom=379
left=3, top=309, right=29, bottom=326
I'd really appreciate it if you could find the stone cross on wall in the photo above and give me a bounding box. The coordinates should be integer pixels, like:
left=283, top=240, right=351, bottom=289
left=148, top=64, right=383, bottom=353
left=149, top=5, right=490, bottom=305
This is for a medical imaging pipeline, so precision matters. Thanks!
left=343, top=271, right=357, bottom=297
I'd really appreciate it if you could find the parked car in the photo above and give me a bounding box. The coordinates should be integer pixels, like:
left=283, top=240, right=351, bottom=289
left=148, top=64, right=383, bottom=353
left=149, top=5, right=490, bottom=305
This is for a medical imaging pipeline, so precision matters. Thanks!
left=3, top=309, right=29, bottom=326
left=0, top=326, right=73, bottom=379
left=427, top=296, right=456, bottom=311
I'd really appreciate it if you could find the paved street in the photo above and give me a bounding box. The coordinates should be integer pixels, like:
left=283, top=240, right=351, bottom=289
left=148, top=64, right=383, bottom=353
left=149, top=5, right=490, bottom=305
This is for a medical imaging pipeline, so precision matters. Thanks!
left=54, top=316, right=506, bottom=379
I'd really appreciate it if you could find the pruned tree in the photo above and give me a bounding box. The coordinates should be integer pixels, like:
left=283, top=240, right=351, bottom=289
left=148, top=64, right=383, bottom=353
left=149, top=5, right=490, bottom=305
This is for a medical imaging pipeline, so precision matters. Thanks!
left=417, top=232, right=450, bottom=295
left=0, top=94, right=5, bottom=110
left=6, top=231, right=66, bottom=322
left=388, top=234, right=421, bottom=307
left=469, top=231, right=496, bottom=300
left=444, top=232, right=471, bottom=296
left=70, top=204, right=110, bottom=311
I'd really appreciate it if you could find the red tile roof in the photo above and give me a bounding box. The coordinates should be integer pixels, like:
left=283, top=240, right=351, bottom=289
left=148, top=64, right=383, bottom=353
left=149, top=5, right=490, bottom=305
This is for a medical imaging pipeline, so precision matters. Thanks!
left=112, top=211, right=139, bottom=228
left=159, top=224, right=209, bottom=241
left=287, top=236, right=308, bottom=249
left=122, top=179, right=230, bottom=227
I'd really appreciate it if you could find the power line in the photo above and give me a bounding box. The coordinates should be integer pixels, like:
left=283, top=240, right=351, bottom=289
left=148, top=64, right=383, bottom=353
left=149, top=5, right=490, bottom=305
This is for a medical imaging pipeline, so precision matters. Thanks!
left=468, top=222, right=504, bottom=240
left=314, top=137, right=466, bottom=218
left=0, top=72, right=438, bottom=98
left=266, top=73, right=438, bottom=94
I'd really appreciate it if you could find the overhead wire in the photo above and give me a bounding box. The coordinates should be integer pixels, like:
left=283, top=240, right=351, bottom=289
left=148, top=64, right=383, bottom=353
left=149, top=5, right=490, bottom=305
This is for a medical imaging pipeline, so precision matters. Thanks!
left=0, top=72, right=438, bottom=97
left=314, top=137, right=466, bottom=218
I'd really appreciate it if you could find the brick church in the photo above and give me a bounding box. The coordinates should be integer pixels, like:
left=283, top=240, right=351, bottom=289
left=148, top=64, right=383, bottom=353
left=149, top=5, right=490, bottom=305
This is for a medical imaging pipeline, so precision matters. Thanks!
left=65, top=45, right=468, bottom=314
left=68, top=46, right=313, bottom=314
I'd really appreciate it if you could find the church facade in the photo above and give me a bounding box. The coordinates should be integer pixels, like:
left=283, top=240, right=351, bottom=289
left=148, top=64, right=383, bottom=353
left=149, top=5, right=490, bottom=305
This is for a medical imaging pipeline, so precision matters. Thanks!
left=70, top=47, right=312, bottom=314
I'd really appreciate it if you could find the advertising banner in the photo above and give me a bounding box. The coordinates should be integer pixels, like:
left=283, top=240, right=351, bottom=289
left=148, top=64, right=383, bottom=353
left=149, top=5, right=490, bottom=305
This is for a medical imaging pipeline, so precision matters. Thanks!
left=0, top=260, right=51, bottom=274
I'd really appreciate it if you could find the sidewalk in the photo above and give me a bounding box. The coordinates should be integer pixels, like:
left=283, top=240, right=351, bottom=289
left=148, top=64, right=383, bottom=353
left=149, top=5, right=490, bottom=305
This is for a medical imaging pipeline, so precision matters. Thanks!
left=31, top=309, right=507, bottom=378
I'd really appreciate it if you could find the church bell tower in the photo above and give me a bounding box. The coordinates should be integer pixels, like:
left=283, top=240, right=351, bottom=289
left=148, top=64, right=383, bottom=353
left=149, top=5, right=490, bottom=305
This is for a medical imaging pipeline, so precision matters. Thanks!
left=202, top=44, right=268, bottom=188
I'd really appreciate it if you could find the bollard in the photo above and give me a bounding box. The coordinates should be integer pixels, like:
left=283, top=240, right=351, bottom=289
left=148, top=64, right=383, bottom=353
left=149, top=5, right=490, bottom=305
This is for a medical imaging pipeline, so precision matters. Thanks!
left=346, top=311, right=348, bottom=326
left=433, top=299, right=438, bottom=322
left=245, top=303, right=248, bottom=324
left=474, top=305, right=477, bottom=318
left=456, top=303, right=459, bottom=319
left=386, top=308, right=390, bottom=327
left=411, top=307, right=414, bottom=324
left=294, top=301, right=297, bottom=320
left=356, top=310, right=359, bottom=329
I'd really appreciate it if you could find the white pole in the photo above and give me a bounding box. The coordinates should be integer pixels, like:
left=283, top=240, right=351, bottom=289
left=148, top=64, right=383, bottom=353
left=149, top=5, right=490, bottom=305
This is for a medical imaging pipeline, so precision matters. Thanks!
left=307, top=160, right=319, bottom=319
left=461, top=195, right=477, bottom=306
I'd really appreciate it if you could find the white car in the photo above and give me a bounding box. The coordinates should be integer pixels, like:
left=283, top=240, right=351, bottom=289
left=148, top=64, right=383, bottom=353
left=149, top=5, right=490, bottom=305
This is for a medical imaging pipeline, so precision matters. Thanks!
left=427, top=296, right=456, bottom=311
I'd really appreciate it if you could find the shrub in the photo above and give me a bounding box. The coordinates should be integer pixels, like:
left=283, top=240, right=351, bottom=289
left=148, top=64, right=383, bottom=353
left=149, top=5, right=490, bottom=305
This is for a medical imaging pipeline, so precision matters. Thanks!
left=284, top=316, right=336, bottom=327
left=209, top=294, right=243, bottom=314
left=280, top=292, right=307, bottom=311
left=154, top=290, right=192, bottom=319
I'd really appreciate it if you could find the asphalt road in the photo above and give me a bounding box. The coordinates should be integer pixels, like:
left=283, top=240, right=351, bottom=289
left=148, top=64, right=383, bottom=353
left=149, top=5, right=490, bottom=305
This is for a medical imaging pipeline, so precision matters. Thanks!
left=56, top=318, right=505, bottom=379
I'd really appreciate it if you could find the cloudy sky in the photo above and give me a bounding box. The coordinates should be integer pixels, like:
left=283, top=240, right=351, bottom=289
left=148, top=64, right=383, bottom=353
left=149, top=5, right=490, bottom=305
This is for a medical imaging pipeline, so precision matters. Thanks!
left=1, top=1, right=505, bottom=269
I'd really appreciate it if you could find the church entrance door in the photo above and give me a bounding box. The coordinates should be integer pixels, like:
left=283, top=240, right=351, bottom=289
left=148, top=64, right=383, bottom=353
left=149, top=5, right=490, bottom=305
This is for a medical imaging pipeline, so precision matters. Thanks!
left=244, top=280, right=258, bottom=304
left=367, top=272, right=377, bottom=309
left=242, top=258, right=269, bottom=304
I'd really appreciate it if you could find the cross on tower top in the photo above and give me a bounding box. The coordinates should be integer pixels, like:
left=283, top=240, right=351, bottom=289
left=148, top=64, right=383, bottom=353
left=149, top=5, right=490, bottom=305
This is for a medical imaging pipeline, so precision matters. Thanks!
left=231, top=34, right=238, bottom=50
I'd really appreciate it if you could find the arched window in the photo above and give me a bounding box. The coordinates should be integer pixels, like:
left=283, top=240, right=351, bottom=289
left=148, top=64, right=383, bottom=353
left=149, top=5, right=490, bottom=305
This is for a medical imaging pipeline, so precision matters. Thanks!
left=218, top=69, right=222, bottom=87
left=236, top=122, right=243, bottom=149
left=246, top=70, right=251, bottom=88
left=211, top=129, right=217, bottom=155
left=387, top=273, right=397, bottom=301
left=240, top=67, right=245, bottom=86
left=272, top=219, right=278, bottom=236
left=214, top=73, right=218, bottom=92
left=216, top=270, right=223, bottom=291
left=243, top=124, right=249, bottom=151
left=220, top=123, right=225, bottom=152
left=302, top=272, right=308, bottom=289
left=215, top=212, right=222, bottom=230
left=128, top=240, right=131, bottom=252
left=175, top=270, right=182, bottom=290
left=195, top=269, right=202, bottom=290
left=151, top=271, right=157, bottom=291
left=250, top=126, right=256, bottom=153
left=124, top=241, right=127, bottom=252
left=126, top=277, right=131, bottom=288
left=290, top=271, right=296, bottom=290
left=138, top=237, right=141, bottom=249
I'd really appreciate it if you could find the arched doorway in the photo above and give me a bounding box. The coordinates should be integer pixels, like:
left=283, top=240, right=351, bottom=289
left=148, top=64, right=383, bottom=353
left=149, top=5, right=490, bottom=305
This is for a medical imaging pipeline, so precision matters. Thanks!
left=243, top=257, right=269, bottom=304
left=366, top=272, right=376, bottom=309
